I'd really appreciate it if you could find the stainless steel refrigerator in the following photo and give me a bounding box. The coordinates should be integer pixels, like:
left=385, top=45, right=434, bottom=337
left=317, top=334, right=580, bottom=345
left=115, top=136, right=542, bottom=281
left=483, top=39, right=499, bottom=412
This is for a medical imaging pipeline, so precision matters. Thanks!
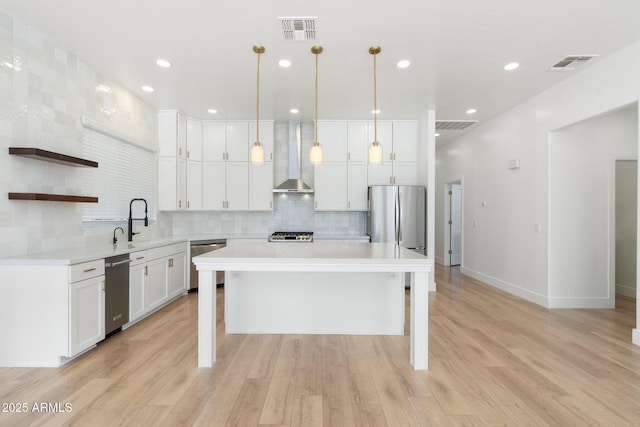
left=367, top=185, right=426, bottom=254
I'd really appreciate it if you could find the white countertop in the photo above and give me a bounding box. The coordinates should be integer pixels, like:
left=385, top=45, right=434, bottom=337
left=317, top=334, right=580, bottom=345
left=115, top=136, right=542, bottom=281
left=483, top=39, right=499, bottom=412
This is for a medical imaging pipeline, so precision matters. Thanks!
left=193, top=240, right=430, bottom=273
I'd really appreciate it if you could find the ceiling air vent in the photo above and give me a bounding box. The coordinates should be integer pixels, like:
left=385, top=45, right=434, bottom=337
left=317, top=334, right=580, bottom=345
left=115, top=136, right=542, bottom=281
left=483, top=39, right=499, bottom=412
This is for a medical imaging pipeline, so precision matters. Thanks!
left=435, top=120, right=478, bottom=130
left=548, top=54, right=598, bottom=71
left=280, top=16, right=317, bottom=41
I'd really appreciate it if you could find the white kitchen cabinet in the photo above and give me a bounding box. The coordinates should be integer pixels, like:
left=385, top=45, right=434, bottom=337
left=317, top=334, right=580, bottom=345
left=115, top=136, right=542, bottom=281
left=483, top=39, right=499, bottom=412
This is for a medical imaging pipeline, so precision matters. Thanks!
left=158, top=111, right=187, bottom=158
left=203, top=122, right=227, bottom=161
left=129, top=254, right=146, bottom=323
left=347, top=162, right=368, bottom=210
left=367, top=121, right=418, bottom=185
left=317, top=121, right=348, bottom=162
left=158, top=156, right=186, bottom=210
left=203, top=161, right=249, bottom=210
left=186, top=160, right=203, bottom=210
left=314, top=162, right=348, bottom=211
left=69, top=274, right=105, bottom=357
left=145, top=257, right=168, bottom=312
left=186, top=119, right=203, bottom=161
left=347, top=121, right=369, bottom=162
left=249, top=161, right=274, bottom=210
left=249, top=121, right=274, bottom=162
left=167, top=252, right=187, bottom=299
left=226, top=121, right=249, bottom=161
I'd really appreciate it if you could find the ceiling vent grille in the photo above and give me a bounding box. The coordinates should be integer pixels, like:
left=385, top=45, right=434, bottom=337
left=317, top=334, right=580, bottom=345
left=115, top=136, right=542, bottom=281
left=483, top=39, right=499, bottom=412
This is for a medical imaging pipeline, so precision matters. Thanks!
left=435, top=120, right=478, bottom=130
left=548, top=54, right=598, bottom=71
left=280, top=16, right=317, bottom=41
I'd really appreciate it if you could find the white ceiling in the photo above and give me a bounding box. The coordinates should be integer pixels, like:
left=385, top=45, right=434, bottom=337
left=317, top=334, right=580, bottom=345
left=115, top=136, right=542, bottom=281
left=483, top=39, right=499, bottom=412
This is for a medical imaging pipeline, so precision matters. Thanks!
left=2, top=0, right=640, bottom=144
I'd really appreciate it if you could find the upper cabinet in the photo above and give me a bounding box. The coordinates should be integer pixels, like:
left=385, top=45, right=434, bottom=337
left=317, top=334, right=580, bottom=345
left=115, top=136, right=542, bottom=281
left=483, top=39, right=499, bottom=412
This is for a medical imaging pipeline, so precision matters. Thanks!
left=317, top=121, right=348, bottom=162
left=160, top=115, right=273, bottom=212
left=158, top=111, right=186, bottom=158
left=367, top=120, right=418, bottom=185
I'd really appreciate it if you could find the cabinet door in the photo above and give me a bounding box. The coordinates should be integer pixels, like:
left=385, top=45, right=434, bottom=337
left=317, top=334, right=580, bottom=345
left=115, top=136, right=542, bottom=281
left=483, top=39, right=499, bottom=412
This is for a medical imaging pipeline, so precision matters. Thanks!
left=177, top=113, right=187, bottom=159
left=203, top=122, right=226, bottom=162
left=129, top=263, right=145, bottom=322
left=186, top=119, right=203, bottom=161
left=145, top=258, right=168, bottom=311
left=158, top=111, right=178, bottom=157
left=367, top=162, right=394, bottom=186
left=317, top=121, right=347, bottom=162
left=249, top=161, right=274, bottom=211
left=186, top=160, right=203, bottom=210
left=158, top=157, right=181, bottom=211
left=314, top=162, right=348, bottom=211
left=347, top=122, right=368, bottom=162
left=226, top=162, right=249, bottom=210
left=203, top=162, right=226, bottom=210
left=392, top=121, right=418, bottom=162
left=177, top=157, right=186, bottom=210
left=226, top=121, right=249, bottom=162
left=167, top=252, right=187, bottom=298
left=392, top=162, right=418, bottom=185
left=249, top=121, right=274, bottom=162
left=69, top=276, right=105, bottom=356
left=348, top=162, right=368, bottom=211
left=368, top=121, right=393, bottom=161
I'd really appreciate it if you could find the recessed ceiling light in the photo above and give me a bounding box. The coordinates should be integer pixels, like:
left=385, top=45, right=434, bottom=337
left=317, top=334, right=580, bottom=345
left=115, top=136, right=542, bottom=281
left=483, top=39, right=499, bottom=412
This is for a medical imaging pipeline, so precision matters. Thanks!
left=141, top=85, right=154, bottom=93
left=207, top=109, right=218, bottom=114
left=156, top=59, right=172, bottom=68
left=372, top=109, right=381, bottom=115
left=290, top=108, right=299, bottom=114
left=279, top=59, right=292, bottom=68
left=397, top=60, right=411, bottom=69
left=466, top=108, right=476, bottom=114
left=504, top=62, right=519, bottom=71
left=435, top=133, right=440, bottom=137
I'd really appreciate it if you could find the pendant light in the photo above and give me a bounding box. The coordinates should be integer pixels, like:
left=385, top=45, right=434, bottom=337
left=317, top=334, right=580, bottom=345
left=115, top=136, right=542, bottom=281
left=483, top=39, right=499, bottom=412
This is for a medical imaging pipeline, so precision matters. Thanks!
left=309, top=45, right=323, bottom=165
left=250, top=45, right=265, bottom=166
left=368, top=46, right=383, bottom=164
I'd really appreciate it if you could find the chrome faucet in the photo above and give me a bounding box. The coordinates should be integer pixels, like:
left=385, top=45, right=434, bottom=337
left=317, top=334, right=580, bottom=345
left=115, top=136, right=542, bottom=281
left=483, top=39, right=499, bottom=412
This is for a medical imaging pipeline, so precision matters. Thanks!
left=128, top=198, right=148, bottom=242
left=113, top=227, right=124, bottom=244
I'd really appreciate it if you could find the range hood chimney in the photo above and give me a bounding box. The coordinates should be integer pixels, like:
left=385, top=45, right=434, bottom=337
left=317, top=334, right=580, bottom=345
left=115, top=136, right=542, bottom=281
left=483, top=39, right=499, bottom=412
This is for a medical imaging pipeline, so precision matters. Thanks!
left=273, top=122, right=314, bottom=193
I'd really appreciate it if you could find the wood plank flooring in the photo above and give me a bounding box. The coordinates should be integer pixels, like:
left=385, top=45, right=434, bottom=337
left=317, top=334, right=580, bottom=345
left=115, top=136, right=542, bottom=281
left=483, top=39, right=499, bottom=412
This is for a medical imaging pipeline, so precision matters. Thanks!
left=1, top=264, right=639, bottom=426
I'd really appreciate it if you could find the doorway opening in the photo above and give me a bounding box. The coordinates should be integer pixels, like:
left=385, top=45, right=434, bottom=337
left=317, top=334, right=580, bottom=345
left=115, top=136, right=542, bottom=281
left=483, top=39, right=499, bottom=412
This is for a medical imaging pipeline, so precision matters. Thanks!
left=615, top=160, right=637, bottom=305
left=443, top=180, right=463, bottom=267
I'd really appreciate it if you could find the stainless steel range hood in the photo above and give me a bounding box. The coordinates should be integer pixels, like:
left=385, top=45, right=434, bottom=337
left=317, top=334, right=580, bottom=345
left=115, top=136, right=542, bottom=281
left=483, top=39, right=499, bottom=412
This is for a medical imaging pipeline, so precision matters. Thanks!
left=273, top=122, right=314, bottom=193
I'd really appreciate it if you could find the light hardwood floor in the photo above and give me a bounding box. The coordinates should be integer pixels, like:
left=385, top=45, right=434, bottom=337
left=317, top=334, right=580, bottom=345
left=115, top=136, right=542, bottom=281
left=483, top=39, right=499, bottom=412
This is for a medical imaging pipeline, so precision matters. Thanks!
left=1, top=264, right=639, bottom=426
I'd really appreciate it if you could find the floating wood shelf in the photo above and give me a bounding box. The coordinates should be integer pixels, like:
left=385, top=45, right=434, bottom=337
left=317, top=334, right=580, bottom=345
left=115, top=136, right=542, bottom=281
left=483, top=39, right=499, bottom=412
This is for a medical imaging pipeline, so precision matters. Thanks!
left=9, top=193, right=99, bottom=203
left=9, top=147, right=98, bottom=168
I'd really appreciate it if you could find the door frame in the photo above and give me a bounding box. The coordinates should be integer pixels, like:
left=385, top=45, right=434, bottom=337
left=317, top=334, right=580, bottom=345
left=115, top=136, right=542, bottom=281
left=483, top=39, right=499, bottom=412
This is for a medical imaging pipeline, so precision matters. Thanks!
left=443, top=178, right=464, bottom=267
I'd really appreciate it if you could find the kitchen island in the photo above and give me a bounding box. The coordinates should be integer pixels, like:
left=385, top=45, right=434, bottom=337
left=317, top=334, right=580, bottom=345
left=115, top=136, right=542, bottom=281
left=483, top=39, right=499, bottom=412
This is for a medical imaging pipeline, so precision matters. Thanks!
left=193, top=240, right=432, bottom=370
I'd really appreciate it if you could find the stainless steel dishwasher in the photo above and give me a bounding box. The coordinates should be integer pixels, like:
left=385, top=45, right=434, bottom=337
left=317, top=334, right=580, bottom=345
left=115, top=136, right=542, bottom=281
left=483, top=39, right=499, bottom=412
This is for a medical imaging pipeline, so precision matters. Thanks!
left=104, top=254, right=131, bottom=336
left=190, top=239, right=226, bottom=291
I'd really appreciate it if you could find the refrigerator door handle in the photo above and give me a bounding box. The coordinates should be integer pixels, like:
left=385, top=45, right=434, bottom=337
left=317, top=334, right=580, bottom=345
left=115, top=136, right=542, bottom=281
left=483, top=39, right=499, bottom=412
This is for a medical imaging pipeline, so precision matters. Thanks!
left=396, top=189, right=401, bottom=243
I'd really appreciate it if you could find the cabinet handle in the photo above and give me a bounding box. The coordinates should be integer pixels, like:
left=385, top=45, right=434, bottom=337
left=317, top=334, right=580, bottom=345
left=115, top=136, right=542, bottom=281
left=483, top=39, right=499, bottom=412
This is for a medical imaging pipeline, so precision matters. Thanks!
left=187, top=201, right=190, bottom=209
left=187, top=150, right=190, bottom=159
left=83, top=267, right=97, bottom=273
left=348, top=153, right=351, bottom=161
left=102, top=280, right=105, bottom=292
left=144, top=265, right=148, bottom=276
left=270, top=153, right=273, bottom=160
left=315, top=201, right=318, bottom=209
left=348, top=201, right=351, bottom=209
left=179, top=147, right=182, bottom=156
left=136, top=256, right=145, bottom=260
left=178, top=200, right=182, bottom=208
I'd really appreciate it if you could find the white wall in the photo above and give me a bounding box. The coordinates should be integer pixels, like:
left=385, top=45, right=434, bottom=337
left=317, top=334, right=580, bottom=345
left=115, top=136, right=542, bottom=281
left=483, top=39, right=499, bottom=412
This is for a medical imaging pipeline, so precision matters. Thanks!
left=436, top=38, right=640, bottom=309
left=616, top=160, right=638, bottom=297
left=0, top=10, right=158, bottom=258
left=549, top=106, right=637, bottom=307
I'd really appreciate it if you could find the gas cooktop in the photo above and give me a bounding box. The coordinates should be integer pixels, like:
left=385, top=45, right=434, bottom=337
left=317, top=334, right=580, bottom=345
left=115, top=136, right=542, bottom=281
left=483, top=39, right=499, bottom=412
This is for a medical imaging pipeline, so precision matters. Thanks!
left=268, top=231, right=314, bottom=242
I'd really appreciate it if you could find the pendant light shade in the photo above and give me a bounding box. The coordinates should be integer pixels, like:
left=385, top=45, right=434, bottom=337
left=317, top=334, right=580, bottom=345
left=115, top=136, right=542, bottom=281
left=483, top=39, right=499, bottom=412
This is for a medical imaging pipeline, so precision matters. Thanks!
left=250, top=45, right=265, bottom=166
left=310, top=45, right=323, bottom=165
left=368, top=46, right=383, bottom=165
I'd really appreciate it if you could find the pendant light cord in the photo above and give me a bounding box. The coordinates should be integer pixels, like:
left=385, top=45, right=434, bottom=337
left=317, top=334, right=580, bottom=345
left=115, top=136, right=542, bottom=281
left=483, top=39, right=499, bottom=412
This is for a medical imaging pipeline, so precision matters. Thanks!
left=314, top=51, right=318, bottom=142
left=256, top=50, right=260, bottom=143
left=373, top=50, right=377, bottom=143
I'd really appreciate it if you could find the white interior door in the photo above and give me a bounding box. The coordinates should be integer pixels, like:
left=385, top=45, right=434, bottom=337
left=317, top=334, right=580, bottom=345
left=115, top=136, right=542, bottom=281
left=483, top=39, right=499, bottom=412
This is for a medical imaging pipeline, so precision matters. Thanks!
left=450, top=183, right=462, bottom=266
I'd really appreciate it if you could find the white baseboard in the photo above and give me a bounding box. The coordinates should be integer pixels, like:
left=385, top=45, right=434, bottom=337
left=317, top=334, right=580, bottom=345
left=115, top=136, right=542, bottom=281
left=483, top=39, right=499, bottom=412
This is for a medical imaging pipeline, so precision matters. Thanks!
left=460, top=266, right=548, bottom=307
left=633, top=329, right=640, bottom=347
left=434, top=256, right=445, bottom=266
left=546, top=296, right=614, bottom=309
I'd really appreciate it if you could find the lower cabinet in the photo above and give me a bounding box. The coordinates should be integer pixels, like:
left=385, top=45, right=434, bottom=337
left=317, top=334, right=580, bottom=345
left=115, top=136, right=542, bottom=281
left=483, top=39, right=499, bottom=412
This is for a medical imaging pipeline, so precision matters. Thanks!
left=129, top=243, right=187, bottom=323
left=68, top=272, right=105, bottom=357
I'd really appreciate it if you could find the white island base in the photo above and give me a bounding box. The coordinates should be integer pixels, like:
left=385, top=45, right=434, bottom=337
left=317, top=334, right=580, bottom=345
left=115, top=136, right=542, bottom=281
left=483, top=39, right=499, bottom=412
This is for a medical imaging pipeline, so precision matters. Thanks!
left=195, top=241, right=431, bottom=370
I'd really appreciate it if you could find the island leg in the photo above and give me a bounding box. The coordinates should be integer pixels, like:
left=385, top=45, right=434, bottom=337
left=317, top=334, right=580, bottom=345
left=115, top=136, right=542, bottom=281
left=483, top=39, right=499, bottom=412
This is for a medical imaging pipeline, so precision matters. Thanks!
left=410, top=271, right=428, bottom=370
left=198, top=269, right=216, bottom=367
